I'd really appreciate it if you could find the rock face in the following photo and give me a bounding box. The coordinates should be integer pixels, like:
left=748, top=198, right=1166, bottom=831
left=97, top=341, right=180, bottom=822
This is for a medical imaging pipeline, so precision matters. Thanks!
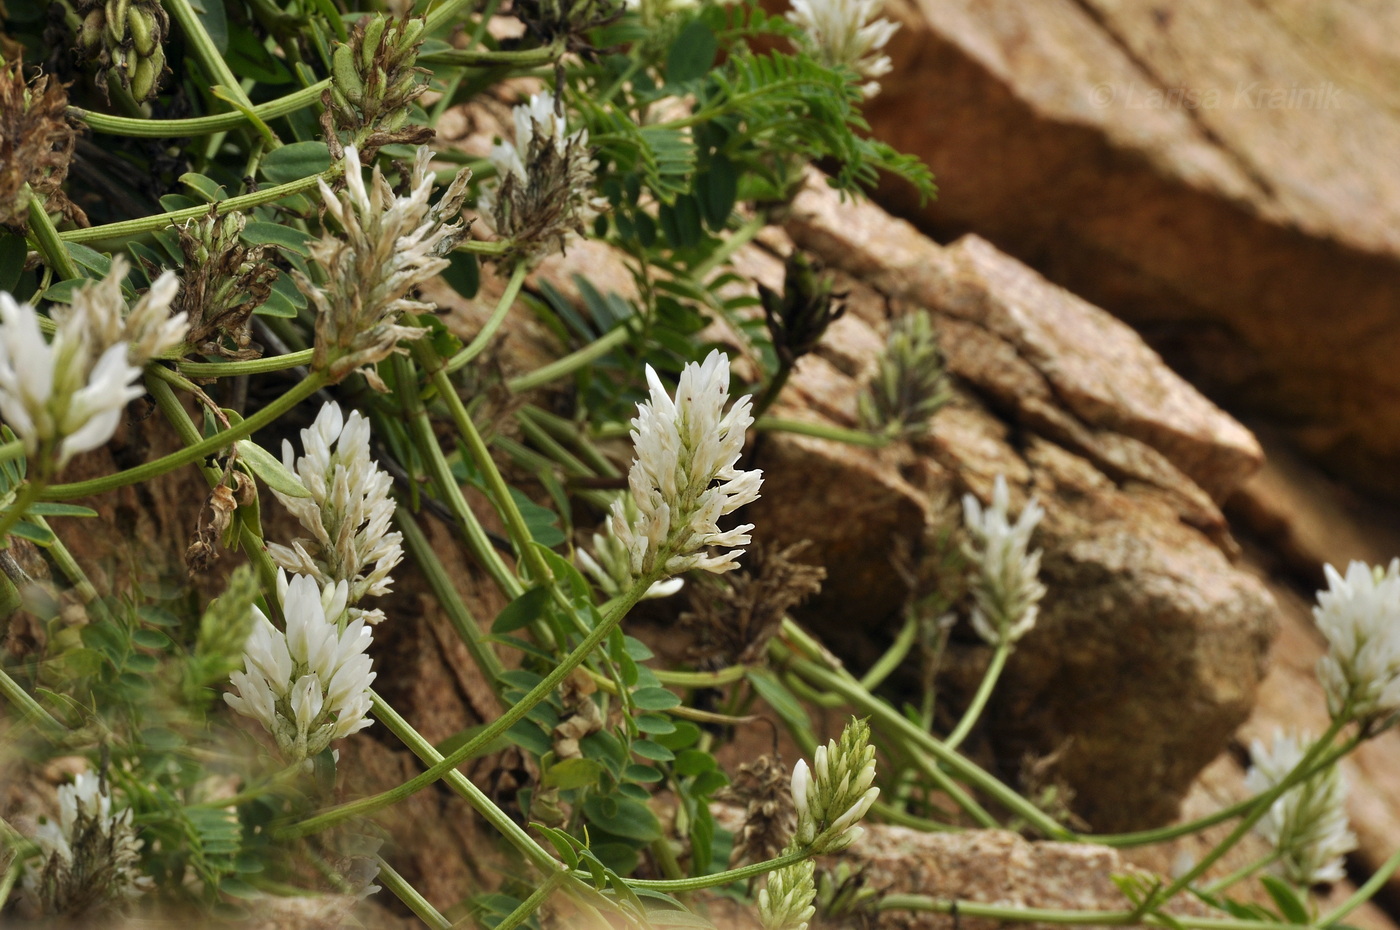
left=866, top=0, right=1400, bottom=497
left=745, top=177, right=1275, bottom=831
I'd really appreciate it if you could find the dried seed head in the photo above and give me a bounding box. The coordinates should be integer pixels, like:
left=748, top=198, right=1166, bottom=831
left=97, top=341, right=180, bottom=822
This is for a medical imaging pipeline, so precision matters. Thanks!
left=0, top=59, right=82, bottom=229
left=479, top=92, right=607, bottom=264
left=759, top=253, right=846, bottom=366
left=513, top=0, right=625, bottom=56
left=717, top=755, right=796, bottom=867
left=73, top=0, right=170, bottom=101
left=682, top=541, right=825, bottom=667
left=175, top=209, right=278, bottom=362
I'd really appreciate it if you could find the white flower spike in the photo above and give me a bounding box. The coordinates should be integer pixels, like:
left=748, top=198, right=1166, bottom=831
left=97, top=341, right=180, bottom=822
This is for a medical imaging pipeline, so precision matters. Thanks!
left=1245, top=730, right=1357, bottom=887
left=1313, top=559, right=1400, bottom=727
left=225, top=572, right=376, bottom=761
left=267, top=401, right=403, bottom=622
left=758, top=859, right=817, bottom=930
left=610, top=349, right=763, bottom=581
left=791, top=717, right=879, bottom=854
left=0, top=258, right=184, bottom=474
left=787, top=0, right=899, bottom=97
left=961, top=475, right=1046, bottom=647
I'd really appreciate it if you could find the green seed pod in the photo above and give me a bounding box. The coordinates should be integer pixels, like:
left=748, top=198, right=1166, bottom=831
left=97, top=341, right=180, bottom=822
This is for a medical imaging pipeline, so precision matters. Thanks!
left=331, top=43, right=365, bottom=103
left=399, top=17, right=425, bottom=48
left=360, top=16, right=388, bottom=70
left=130, top=55, right=157, bottom=100
left=79, top=8, right=107, bottom=54
left=128, top=6, right=158, bottom=57
left=104, top=0, right=130, bottom=45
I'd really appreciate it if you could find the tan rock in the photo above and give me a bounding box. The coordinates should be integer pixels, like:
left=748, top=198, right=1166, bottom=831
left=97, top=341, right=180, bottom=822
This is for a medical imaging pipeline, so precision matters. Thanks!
left=862, top=0, right=1400, bottom=496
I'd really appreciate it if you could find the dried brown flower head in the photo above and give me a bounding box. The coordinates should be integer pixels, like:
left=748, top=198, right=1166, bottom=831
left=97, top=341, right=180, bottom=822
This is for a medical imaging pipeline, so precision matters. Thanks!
left=0, top=59, right=83, bottom=229
left=759, top=253, right=846, bottom=367
left=174, top=208, right=277, bottom=361
left=513, top=0, right=625, bottom=56
left=683, top=541, right=826, bottom=667
left=717, top=755, right=796, bottom=867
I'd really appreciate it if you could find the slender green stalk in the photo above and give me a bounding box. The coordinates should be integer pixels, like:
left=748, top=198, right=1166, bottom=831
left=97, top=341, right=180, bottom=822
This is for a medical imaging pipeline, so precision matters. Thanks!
left=781, top=627, right=1071, bottom=840
left=378, top=858, right=452, bottom=930
left=506, top=326, right=630, bottom=395
left=24, top=185, right=80, bottom=281
left=420, top=41, right=564, bottom=67
left=72, top=80, right=330, bottom=137
left=859, top=611, right=920, bottom=691
left=368, top=692, right=559, bottom=873
left=0, top=665, right=66, bottom=739
left=1146, top=718, right=1348, bottom=907
left=755, top=417, right=888, bottom=448
left=422, top=347, right=554, bottom=586
left=653, top=666, right=748, bottom=688
left=39, top=373, right=328, bottom=501
left=58, top=172, right=333, bottom=245
left=393, top=358, right=522, bottom=599
left=1320, top=843, right=1400, bottom=924
left=626, top=849, right=808, bottom=892
left=943, top=641, right=1010, bottom=751
left=444, top=261, right=528, bottom=375
left=690, top=212, right=765, bottom=281
left=516, top=406, right=619, bottom=478
left=161, top=0, right=263, bottom=126
left=28, top=516, right=109, bottom=623
left=0, top=441, right=22, bottom=466
left=488, top=869, right=567, bottom=930
left=1200, top=850, right=1281, bottom=895
left=876, top=895, right=1315, bottom=930
left=276, top=573, right=656, bottom=839
left=397, top=504, right=505, bottom=682
left=178, top=349, right=315, bottom=378
left=0, top=480, right=44, bottom=547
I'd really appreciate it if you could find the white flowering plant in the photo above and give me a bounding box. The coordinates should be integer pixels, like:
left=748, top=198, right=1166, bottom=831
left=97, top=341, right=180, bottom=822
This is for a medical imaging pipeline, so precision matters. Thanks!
left=0, top=0, right=1392, bottom=927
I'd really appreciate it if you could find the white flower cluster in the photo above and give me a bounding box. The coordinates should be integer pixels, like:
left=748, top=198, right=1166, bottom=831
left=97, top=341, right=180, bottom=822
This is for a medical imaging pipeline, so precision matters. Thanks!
left=1245, top=730, right=1357, bottom=887
left=758, top=859, right=816, bottom=930
left=301, top=145, right=471, bottom=388
left=267, top=401, right=403, bottom=623
left=961, top=475, right=1046, bottom=647
left=787, top=0, right=899, bottom=98
left=578, top=500, right=684, bottom=601
left=790, top=717, right=879, bottom=854
left=225, top=572, right=376, bottom=761
left=611, top=350, right=763, bottom=580
left=0, top=259, right=183, bottom=472
left=479, top=91, right=606, bottom=263
left=1313, top=559, right=1400, bottom=727
left=22, top=771, right=148, bottom=917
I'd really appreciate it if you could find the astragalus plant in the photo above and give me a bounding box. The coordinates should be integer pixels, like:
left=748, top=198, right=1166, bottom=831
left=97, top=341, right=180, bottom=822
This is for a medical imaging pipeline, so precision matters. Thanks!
left=0, top=0, right=1392, bottom=928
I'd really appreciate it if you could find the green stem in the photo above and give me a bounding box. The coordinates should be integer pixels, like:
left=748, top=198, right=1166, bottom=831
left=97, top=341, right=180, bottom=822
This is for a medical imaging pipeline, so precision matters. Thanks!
left=506, top=324, right=629, bottom=391
left=58, top=171, right=333, bottom=245
left=39, top=372, right=328, bottom=501
left=749, top=364, right=792, bottom=423
left=781, top=624, right=1071, bottom=840
left=1148, top=718, right=1348, bottom=907
left=0, top=665, right=65, bottom=739
left=755, top=417, right=888, bottom=448
left=276, top=574, right=655, bottom=840
left=488, top=869, right=567, bottom=930
left=419, top=41, right=564, bottom=67
left=943, top=641, right=1010, bottom=752
left=1320, top=844, right=1400, bottom=924
left=393, top=358, right=522, bottom=599
left=1200, top=850, right=1282, bottom=895
left=0, top=480, right=44, bottom=547
left=24, top=185, right=79, bottom=281
left=626, top=849, right=808, bottom=892
left=876, top=895, right=1314, bottom=930
left=378, top=858, right=451, bottom=930
left=690, top=212, right=766, bottom=281
left=444, top=261, right=527, bottom=375
left=0, top=440, right=22, bottom=466
left=161, top=0, right=265, bottom=133
left=859, top=611, right=920, bottom=691
left=422, top=347, right=554, bottom=586
left=653, top=666, right=748, bottom=688
left=72, top=80, right=330, bottom=138
left=178, top=348, right=315, bottom=378
left=397, top=504, right=505, bottom=682
left=515, top=406, right=619, bottom=478
left=368, top=692, right=558, bottom=872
